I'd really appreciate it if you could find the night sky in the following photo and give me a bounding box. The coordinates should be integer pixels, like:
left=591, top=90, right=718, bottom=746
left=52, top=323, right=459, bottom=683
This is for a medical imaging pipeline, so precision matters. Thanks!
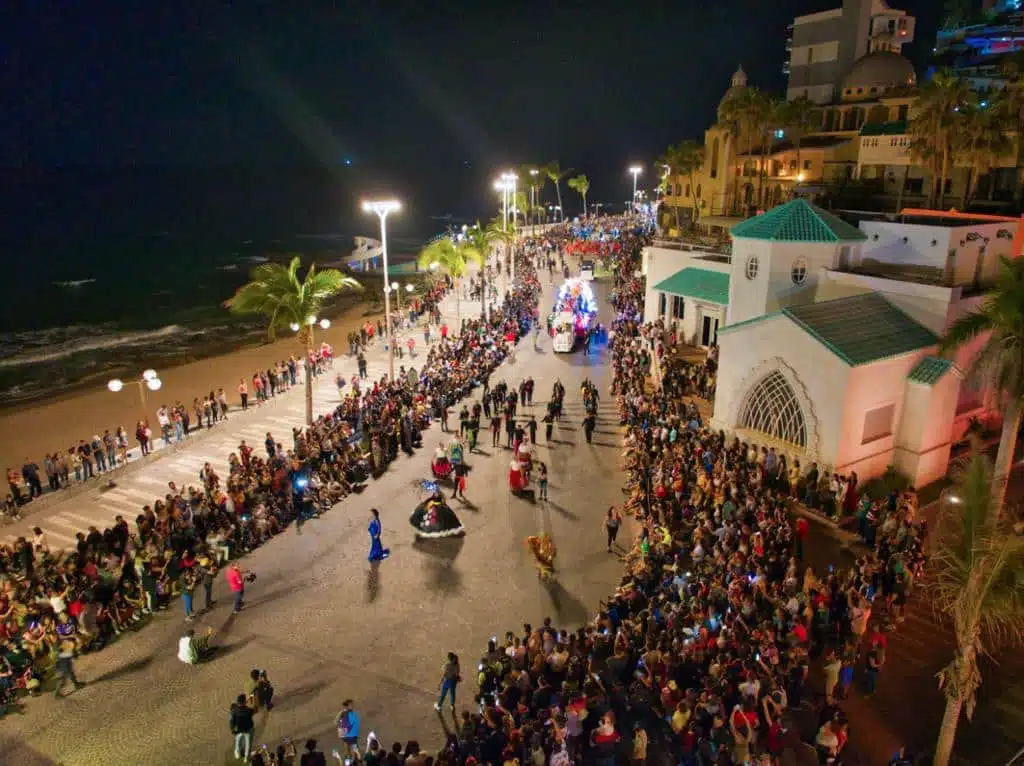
left=3, top=0, right=940, bottom=200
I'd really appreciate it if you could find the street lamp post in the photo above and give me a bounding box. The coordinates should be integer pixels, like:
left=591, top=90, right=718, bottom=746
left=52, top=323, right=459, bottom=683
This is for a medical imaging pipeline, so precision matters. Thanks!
left=288, top=316, right=331, bottom=425
left=362, top=199, right=402, bottom=382
left=629, top=166, right=643, bottom=209
left=108, top=368, right=163, bottom=419
left=529, top=168, right=538, bottom=227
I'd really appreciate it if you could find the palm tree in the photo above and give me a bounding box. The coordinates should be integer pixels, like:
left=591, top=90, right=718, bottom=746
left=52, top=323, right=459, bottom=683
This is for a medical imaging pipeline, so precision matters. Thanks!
left=956, top=94, right=1013, bottom=207
left=466, top=221, right=497, bottom=320
left=567, top=174, right=590, bottom=217
left=543, top=161, right=571, bottom=220
left=779, top=95, right=818, bottom=193
left=519, top=165, right=545, bottom=225
left=226, top=255, right=361, bottom=425
left=417, top=238, right=483, bottom=327
left=718, top=86, right=765, bottom=213
left=677, top=141, right=706, bottom=227
left=940, top=255, right=1024, bottom=513
left=908, top=69, right=970, bottom=209
left=926, top=455, right=1024, bottom=766
left=656, top=143, right=686, bottom=231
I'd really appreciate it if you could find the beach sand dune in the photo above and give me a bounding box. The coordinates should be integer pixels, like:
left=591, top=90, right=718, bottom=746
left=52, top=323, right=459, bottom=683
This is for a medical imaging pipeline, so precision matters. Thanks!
left=0, top=303, right=384, bottom=479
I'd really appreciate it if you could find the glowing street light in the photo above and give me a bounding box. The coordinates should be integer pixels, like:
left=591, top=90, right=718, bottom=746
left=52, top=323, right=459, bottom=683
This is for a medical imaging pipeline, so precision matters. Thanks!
left=629, top=166, right=643, bottom=206
left=108, top=369, right=163, bottom=416
left=361, top=198, right=402, bottom=381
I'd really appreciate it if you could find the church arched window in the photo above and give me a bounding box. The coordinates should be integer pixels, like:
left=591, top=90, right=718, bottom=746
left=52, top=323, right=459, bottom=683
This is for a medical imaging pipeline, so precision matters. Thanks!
left=738, top=371, right=807, bottom=447
left=710, top=138, right=720, bottom=179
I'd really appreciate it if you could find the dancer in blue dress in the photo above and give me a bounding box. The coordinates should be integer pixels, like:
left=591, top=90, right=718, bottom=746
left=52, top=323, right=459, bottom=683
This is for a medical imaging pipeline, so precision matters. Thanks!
left=368, top=508, right=390, bottom=561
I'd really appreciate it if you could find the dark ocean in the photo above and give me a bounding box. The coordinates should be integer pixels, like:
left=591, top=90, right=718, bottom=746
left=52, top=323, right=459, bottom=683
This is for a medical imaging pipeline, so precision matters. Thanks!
left=0, top=164, right=484, bottom=403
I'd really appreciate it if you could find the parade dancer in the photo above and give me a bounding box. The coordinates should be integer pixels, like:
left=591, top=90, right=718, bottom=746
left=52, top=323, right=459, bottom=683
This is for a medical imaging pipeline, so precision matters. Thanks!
left=368, top=509, right=390, bottom=561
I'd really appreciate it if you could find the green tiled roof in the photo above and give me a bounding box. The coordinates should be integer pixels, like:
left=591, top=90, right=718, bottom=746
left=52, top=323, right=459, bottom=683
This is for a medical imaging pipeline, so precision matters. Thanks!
left=784, top=293, right=939, bottom=366
left=730, top=199, right=867, bottom=243
left=653, top=267, right=730, bottom=305
left=907, top=356, right=953, bottom=385
left=860, top=120, right=908, bottom=136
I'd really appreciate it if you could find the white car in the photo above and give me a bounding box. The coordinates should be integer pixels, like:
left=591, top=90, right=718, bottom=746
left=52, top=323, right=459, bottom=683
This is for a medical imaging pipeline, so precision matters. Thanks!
left=579, top=260, right=595, bottom=281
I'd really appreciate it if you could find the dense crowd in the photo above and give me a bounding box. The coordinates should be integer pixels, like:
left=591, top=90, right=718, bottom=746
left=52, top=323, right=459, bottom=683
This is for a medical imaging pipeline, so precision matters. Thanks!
left=303, top=221, right=925, bottom=766
left=0, top=272, right=544, bottom=715
left=1, top=220, right=929, bottom=764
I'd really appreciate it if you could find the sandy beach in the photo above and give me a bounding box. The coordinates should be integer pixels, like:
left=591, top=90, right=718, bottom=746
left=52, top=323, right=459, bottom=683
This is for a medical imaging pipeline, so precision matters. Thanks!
left=0, top=300, right=386, bottom=479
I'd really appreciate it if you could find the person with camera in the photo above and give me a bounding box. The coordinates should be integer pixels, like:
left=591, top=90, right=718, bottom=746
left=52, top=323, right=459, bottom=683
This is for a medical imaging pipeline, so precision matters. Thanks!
left=225, top=562, right=253, bottom=614
left=246, top=667, right=275, bottom=711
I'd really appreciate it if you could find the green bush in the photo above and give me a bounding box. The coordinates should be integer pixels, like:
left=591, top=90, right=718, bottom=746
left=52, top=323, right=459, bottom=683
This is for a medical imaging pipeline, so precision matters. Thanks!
left=859, top=465, right=911, bottom=501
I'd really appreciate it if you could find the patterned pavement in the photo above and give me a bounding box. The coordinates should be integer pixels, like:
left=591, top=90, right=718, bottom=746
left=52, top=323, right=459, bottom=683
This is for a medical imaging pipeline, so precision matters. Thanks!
left=2, top=268, right=634, bottom=766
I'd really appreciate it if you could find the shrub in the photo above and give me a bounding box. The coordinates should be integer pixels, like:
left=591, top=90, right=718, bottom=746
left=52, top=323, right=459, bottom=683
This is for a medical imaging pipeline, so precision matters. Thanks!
left=859, top=465, right=911, bottom=502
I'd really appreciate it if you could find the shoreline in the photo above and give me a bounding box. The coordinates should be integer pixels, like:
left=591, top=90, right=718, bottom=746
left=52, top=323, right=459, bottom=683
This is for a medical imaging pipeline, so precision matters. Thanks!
left=0, top=297, right=388, bottom=482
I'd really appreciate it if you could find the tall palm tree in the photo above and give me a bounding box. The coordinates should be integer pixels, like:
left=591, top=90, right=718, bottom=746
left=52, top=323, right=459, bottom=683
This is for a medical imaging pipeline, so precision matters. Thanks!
left=226, top=255, right=361, bottom=425
left=543, top=161, right=571, bottom=220
left=718, top=86, right=765, bottom=213
left=956, top=94, right=1013, bottom=207
left=486, top=218, right=515, bottom=292
left=908, top=69, right=970, bottom=209
left=567, top=174, right=590, bottom=217
left=779, top=95, right=818, bottom=193
left=466, top=221, right=497, bottom=320
left=940, top=255, right=1024, bottom=513
left=676, top=141, right=706, bottom=227
left=519, top=165, right=545, bottom=225
left=656, top=143, right=687, bottom=231
left=417, top=238, right=483, bottom=327
left=926, top=455, right=1024, bottom=766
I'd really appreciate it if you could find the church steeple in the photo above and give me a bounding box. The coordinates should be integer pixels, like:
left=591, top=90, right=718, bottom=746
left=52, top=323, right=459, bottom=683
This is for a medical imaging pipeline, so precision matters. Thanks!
left=730, top=65, right=747, bottom=88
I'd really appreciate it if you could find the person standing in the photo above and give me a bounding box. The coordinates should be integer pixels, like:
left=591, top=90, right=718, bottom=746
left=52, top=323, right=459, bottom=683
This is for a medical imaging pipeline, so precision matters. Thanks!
left=238, top=379, right=249, bottom=410
left=583, top=413, right=596, bottom=444
left=225, top=562, right=247, bottom=614
left=337, top=699, right=361, bottom=759
left=537, top=462, right=549, bottom=501
left=181, top=567, right=197, bottom=622
left=452, top=463, right=468, bottom=501
left=604, top=507, right=621, bottom=552
left=368, top=509, right=390, bottom=562
left=434, top=652, right=460, bottom=712
left=53, top=638, right=84, bottom=697
left=230, top=694, right=255, bottom=760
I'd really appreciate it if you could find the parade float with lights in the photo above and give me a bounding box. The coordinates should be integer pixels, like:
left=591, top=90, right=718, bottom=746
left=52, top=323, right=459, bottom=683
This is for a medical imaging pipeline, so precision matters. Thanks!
left=550, top=277, right=598, bottom=353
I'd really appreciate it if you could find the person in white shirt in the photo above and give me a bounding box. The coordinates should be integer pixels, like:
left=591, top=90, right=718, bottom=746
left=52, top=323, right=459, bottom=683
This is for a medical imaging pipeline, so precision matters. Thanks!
left=177, top=627, right=215, bottom=664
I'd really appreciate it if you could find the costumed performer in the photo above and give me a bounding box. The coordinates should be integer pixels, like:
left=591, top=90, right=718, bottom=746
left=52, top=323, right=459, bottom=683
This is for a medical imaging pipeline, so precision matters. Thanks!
left=508, top=456, right=526, bottom=492
left=409, top=484, right=465, bottom=538
left=368, top=508, right=390, bottom=561
left=526, top=534, right=557, bottom=580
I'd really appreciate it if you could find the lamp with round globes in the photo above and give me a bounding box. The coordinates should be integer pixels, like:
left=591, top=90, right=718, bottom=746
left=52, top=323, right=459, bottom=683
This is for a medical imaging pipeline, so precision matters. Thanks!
left=290, top=322, right=301, bottom=332
left=319, top=318, right=331, bottom=329
left=306, top=315, right=317, bottom=325
left=629, top=166, right=643, bottom=204
left=108, top=369, right=162, bottom=415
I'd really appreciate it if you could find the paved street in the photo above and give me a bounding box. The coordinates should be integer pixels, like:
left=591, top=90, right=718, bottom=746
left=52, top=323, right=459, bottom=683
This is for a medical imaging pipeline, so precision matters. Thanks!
left=2, top=270, right=633, bottom=766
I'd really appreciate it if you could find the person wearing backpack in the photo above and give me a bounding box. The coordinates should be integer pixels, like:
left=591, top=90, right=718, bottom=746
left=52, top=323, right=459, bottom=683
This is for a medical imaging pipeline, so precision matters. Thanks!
left=337, top=699, right=361, bottom=759
left=229, top=694, right=255, bottom=760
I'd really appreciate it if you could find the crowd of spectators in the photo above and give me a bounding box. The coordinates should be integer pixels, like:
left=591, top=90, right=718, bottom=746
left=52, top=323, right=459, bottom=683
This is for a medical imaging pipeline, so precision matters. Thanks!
left=0, top=272, right=543, bottom=717
left=302, top=223, right=926, bottom=766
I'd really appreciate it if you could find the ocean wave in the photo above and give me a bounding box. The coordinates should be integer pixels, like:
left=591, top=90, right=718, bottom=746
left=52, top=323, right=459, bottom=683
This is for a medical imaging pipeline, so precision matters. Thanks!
left=53, top=278, right=97, bottom=288
left=0, top=325, right=187, bottom=367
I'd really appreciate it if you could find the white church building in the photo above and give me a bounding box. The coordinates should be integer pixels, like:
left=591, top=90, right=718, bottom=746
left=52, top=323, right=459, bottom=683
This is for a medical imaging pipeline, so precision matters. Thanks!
left=644, top=199, right=1018, bottom=486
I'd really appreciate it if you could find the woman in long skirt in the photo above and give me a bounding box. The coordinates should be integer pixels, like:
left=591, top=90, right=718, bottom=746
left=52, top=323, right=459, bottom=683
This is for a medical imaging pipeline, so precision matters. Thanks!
left=368, top=509, right=390, bottom=561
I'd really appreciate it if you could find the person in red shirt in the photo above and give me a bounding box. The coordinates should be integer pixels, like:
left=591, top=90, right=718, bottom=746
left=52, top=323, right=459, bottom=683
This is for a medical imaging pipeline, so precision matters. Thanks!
left=225, top=563, right=248, bottom=613
left=440, top=323, right=448, bottom=339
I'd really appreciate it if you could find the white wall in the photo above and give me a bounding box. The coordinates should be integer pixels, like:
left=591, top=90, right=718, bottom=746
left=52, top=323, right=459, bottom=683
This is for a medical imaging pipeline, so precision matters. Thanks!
left=762, top=240, right=840, bottom=314
left=726, top=239, right=773, bottom=325
left=835, top=352, right=924, bottom=475
left=857, top=220, right=1017, bottom=288
left=713, top=315, right=851, bottom=468
left=894, top=372, right=959, bottom=487
left=642, top=246, right=701, bottom=323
